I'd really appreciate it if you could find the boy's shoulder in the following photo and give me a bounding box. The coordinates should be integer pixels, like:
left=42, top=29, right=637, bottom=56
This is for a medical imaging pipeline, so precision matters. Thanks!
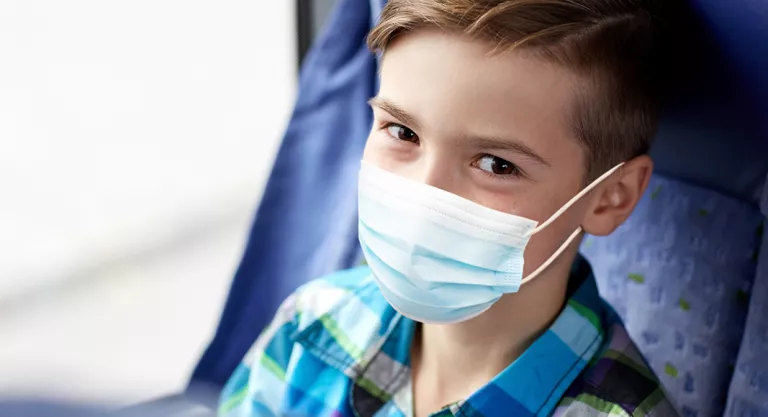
left=257, top=265, right=388, bottom=342
left=558, top=317, right=680, bottom=416
left=220, top=266, right=387, bottom=416
left=288, top=265, right=378, bottom=320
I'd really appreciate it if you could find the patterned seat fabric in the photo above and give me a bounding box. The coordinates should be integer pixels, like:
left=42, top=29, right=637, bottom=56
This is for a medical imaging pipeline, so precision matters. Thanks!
left=581, top=174, right=765, bottom=417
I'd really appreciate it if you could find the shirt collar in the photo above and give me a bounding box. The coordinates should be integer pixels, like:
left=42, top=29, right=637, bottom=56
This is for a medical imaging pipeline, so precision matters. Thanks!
left=294, top=256, right=606, bottom=416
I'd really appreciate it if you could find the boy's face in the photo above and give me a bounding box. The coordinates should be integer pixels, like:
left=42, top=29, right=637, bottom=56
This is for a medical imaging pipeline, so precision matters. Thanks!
left=364, top=29, right=595, bottom=275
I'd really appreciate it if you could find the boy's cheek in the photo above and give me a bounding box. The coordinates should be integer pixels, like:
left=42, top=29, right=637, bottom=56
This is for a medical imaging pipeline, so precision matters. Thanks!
left=362, top=134, right=409, bottom=171
left=362, top=133, right=392, bottom=164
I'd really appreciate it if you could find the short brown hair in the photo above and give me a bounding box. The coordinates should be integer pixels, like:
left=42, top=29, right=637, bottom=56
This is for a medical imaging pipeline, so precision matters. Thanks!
left=368, top=0, right=680, bottom=179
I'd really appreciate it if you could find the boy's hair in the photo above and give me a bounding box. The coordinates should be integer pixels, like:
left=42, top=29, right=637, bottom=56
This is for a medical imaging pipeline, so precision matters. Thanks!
left=368, top=0, right=682, bottom=180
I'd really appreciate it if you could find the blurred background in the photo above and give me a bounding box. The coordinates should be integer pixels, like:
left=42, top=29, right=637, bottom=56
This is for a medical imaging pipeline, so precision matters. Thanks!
left=0, top=0, right=334, bottom=407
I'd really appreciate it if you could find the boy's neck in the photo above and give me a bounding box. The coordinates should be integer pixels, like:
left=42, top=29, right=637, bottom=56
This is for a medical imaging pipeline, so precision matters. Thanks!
left=410, top=256, right=573, bottom=417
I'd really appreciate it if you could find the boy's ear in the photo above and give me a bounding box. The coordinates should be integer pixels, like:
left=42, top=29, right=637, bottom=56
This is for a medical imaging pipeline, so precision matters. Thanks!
left=582, top=155, right=653, bottom=236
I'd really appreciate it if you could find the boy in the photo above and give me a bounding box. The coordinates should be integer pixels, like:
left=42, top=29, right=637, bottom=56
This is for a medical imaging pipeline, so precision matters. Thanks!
left=220, top=0, right=680, bottom=416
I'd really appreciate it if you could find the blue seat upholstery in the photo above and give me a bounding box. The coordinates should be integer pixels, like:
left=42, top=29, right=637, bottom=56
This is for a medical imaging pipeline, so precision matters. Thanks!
left=580, top=177, right=764, bottom=417
left=726, top=191, right=768, bottom=417
left=191, top=0, right=768, bottom=415
left=191, top=0, right=379, bottom=387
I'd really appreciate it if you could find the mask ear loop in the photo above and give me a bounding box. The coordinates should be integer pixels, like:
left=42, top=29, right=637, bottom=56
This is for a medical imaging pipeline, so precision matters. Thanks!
left=520, top=162, right=625, bottom=286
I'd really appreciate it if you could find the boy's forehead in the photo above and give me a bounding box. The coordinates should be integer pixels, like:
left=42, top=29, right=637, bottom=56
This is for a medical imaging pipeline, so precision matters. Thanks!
left=378, top=29, right=579, bottom=150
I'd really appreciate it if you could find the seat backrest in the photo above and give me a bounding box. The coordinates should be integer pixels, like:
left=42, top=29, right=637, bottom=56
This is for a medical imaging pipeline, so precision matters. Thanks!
left=580, top=175, right=764, bottom=417
left=726, top=192, right=768, bottom=417
left=191, top=0, right=379, bottom=387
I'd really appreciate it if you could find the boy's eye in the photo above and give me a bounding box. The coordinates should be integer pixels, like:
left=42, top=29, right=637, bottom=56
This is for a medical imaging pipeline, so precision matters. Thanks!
left=475, top=155, right=521, bottom=176
left=386, top=123, right=418, bottom=143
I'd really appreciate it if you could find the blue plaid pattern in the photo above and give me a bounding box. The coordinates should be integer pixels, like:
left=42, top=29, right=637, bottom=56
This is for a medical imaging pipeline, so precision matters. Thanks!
left=219, top=257, right=678, bottom=416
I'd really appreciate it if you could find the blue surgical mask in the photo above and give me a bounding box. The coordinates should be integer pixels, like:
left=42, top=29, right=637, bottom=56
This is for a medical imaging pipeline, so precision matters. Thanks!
left=357, top=160, right=622, bottom=324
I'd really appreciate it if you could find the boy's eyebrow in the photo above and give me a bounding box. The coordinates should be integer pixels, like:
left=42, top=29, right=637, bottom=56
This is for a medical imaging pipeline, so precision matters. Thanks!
left=367, top=96, right=422, bottom=130
left=368, top=96, right=548, bottom=167
left=464, top=136, right=551, bottom=167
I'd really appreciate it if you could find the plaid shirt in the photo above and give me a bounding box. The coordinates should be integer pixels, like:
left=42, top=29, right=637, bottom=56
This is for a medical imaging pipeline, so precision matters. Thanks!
left=219, top=257, right=679, bottom=417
